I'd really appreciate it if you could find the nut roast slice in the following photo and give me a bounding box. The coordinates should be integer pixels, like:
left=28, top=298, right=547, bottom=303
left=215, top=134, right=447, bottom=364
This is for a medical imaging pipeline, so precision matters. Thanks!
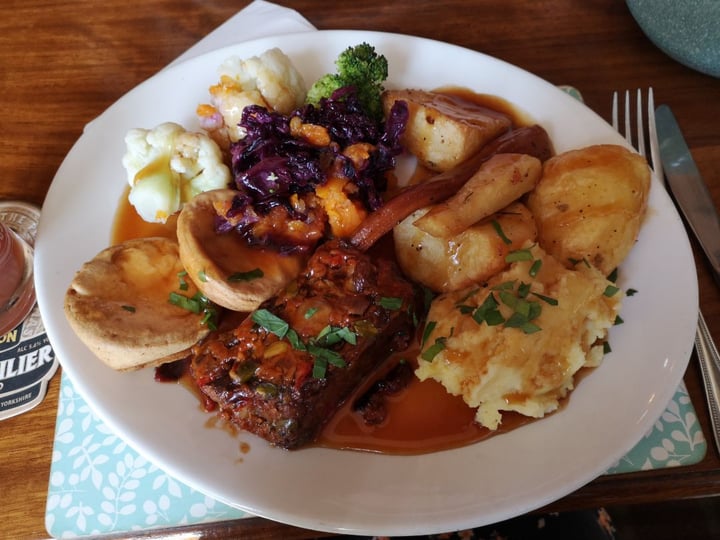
left=189, top=240, right=417, bottom=449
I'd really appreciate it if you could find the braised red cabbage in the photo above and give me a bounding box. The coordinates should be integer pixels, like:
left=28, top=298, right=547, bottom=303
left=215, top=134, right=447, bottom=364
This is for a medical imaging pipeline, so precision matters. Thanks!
left=220, top=87, right=408, bottom=249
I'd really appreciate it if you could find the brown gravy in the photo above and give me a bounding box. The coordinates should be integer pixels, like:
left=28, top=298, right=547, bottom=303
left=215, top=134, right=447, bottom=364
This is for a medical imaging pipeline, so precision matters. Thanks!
left=112, top=187, right=176, bottom=242
left=435, top=86, right=532, bottom=127
left=316, top=346, right=533, bottom=454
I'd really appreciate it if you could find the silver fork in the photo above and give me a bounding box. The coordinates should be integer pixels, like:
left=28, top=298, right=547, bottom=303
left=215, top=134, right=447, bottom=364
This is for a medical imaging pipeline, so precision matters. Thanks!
left=613, top=88, right=720, bottom=453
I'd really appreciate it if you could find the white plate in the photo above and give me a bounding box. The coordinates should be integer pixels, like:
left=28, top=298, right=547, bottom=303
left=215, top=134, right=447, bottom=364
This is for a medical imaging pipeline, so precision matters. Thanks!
left=35, top=30, right=697, bottom=536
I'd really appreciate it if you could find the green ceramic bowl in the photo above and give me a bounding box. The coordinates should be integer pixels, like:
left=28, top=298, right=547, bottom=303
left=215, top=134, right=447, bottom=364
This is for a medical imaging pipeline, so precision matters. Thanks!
left=627, top=0, right=720, bottom=78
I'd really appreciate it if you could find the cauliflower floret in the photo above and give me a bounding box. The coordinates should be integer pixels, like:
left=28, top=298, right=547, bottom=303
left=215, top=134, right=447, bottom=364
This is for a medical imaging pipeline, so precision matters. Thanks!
left=197, top=48, right=307, bottom=148
left=122, top=122, right=231, bottom=223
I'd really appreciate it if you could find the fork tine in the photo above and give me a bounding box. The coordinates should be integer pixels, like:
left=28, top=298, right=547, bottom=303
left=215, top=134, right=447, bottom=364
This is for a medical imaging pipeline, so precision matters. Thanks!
left=612, top=88, right=663, bottom=182
left=647, top=87, right=664, bottom=183
left=624, top=90, right=633, bottom=148
left=636, top=89, right=646, bottom=158
left=611, top=91, right=619, bottom=131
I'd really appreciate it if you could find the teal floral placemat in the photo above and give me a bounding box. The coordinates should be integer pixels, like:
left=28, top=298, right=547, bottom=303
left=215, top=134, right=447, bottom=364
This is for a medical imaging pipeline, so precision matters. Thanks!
left=605, top=380, right=706, bottom=474
left=46, top=372, right=249, bottom=537
left=45, top=371, right=706, bottom=538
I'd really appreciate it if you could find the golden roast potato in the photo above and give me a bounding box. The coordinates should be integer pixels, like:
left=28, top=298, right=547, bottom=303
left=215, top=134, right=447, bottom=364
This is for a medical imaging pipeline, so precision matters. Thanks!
left=413, top=153, right=542, bottom=238
left=394, top=201, right=537, bottom=293
left=526, top=144, right=651, bottom=276
left=382, top=88, right=512, bottom=172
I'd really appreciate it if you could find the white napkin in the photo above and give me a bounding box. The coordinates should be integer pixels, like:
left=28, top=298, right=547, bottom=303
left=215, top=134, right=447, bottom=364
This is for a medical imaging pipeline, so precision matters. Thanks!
left=168, top=0, right=316, bottom=68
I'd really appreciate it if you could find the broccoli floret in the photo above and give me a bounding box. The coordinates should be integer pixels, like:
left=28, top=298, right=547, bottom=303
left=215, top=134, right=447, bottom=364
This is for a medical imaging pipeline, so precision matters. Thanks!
left=305, top=73, right=344, bottom=106
left=306, top=43, right=389, bottom=121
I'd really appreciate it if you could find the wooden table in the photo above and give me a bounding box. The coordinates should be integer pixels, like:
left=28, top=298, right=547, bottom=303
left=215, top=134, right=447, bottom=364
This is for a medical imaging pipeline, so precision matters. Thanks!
left=2, top=1, right=719, bottom=538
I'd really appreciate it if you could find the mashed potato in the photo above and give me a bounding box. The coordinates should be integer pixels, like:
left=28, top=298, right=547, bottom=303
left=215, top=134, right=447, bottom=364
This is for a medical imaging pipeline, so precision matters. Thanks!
left=416, top=244, right=622, bottom=430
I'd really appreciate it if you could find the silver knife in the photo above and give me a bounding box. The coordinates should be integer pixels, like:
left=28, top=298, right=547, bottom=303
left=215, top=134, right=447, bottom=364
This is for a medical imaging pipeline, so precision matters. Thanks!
left=696, top=310, right=720, bottom=453
left=656, top=104, right=720, bottom=282
left=655, top=104, right=720, bottom=453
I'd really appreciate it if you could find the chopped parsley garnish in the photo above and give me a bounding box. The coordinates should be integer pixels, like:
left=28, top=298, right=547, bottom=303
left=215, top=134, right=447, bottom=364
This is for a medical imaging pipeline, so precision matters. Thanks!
left=316, top=325, right=357, bottom=347
left=200, top=310, right=216, bottom=327
left=250, top=310, right=357, bottom=379
left=505, top=248, right=534, bottom=263
left=169, top=291, right=219, bottom=330
left=421, top=320, right=437, bottom=346
left=531, top=292, right=558, bottom=306
left=304, top=307, right=319, bottom=319
left=457, top=251, right=558, bottom=334
left=378, top=296, right=403, bottom=310
left=285, top=329, right=304, bottom=350
left=529, top=259, right=542, bottom=277
left=569, top=257, right=591, bottom=268
left=308, top=345, right=347, bottom=378
left=492, top=280, right=516, bottom=292
left=492, top=219, right=512, bottom=245
left=504, top=312, right=541, bottom=334
left=169, top=291, right=200, bottom=313
left=456, top=304, right=475, bottom=315
left=472, top=293, right=505, bottom=326
left=498, top=290, right=519, bottom=310
left=121, top=305, right=136, bottom=313
left=421, top=337, right=447, bottom=361
left=177, top=270, right=189, bottom=291
left=228, top=268, right=264, bottom=282
left=604, top=284, right=621, bottom=297
left=517, top=282, right=531, bottom=299
left=251, top=309, right=289, bottom=338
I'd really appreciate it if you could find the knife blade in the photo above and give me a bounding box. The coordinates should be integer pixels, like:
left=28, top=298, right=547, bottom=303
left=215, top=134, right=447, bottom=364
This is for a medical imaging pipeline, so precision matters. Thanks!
left=655, top=104, right=720, bottom=454
left=655, top=104, right=720, bottom=282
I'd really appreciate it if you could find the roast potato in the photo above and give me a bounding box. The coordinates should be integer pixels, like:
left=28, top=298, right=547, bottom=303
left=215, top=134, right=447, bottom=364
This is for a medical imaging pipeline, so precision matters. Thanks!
left=350, top=125, right=553, bottom=252
left=393, top=201, right=537, bottom=292
left=526, top=144, right=651, bottom=275
left=413, top=153, right=542, bottom=238
left=382, top=89, right=512, bottom=172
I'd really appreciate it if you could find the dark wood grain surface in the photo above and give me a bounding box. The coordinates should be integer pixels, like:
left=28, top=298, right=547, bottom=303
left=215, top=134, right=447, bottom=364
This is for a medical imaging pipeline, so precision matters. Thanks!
left=2, top=1, right=719, bottom=538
